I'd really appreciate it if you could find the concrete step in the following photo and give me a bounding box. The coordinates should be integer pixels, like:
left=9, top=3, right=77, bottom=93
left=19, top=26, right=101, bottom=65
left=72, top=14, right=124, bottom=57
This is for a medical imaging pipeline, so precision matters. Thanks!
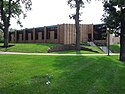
left=87, top=42, right=97, bottom=46
left=99, top=46, right=112, bottom=54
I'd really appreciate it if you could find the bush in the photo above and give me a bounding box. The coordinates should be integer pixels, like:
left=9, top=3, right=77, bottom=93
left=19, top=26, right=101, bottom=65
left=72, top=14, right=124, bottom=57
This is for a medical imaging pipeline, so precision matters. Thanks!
left=80, top=42, right=90, bottom=46
left=0, top=32, right=4, bottom=43
left=110, top=44, right=120, bottom=53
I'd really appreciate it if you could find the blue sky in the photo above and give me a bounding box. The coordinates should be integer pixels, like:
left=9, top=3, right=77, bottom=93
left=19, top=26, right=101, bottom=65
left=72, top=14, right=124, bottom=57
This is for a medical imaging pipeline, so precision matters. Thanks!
left=10, top=0, right=104, bottom=29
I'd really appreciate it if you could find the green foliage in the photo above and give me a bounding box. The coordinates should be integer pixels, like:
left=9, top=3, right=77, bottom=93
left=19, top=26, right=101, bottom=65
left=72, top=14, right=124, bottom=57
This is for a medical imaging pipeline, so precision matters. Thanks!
left=110, top=44, right=120, bottom=53
left=102, top=0, right=120, bottom=31
left=103, top=0, right=125, bottom=61
left=0, top=0, right=32, bottom=48
left=102, top=0, right=125, bottom=32
left=80, top=42, right=90, bottom=46
left=0, top=0, right=32, bottom=28
left=0, top=31, right=3, bottom=43
left=3, top=1, right=22, bottom=17
left=0, top=55, right=125, bottom=94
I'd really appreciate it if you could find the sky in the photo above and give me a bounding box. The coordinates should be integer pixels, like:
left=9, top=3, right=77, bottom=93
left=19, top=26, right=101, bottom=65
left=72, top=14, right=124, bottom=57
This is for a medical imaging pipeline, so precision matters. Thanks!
left=10, top=0, right=104, bottom=29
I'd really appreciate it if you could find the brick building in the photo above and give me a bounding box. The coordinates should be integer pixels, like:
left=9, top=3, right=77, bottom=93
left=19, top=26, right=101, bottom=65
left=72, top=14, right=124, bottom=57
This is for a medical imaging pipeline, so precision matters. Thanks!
left=9, top=23, right=119, bottom=45
left=9, top=24, right=93, bottom=44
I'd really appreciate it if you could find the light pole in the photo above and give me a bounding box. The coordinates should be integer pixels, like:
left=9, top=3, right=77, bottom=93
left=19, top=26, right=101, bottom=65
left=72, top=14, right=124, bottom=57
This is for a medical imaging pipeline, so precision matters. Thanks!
left=107, top=28, right=110, bottom=56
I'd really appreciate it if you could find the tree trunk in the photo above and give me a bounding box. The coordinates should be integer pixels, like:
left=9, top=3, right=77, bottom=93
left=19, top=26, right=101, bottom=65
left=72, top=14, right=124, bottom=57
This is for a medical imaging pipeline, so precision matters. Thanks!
left=120, top=9, right=125, bottom=61
left=4, top=25, right=9, bottom=48
left=75, top=0, right=80, bottom=51
left=120, top=24, right=125, bottom=61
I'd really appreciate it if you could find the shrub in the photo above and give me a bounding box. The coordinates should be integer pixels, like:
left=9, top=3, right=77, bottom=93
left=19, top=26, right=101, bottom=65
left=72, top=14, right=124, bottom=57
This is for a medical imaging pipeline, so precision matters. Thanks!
left=0, top=32, right=4, bottom=43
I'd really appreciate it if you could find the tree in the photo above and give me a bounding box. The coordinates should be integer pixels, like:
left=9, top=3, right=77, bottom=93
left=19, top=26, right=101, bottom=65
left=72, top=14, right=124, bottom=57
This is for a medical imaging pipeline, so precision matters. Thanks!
left=102, top=0, right=125, bottom=61
left=68, top=0, right=88, bottom=51
left=0, top=0, right=32, bottom=48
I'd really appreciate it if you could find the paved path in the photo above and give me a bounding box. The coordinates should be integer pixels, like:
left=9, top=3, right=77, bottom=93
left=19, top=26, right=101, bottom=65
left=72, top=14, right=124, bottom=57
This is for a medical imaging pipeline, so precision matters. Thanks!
left=0, top=51, right=119, bottom=56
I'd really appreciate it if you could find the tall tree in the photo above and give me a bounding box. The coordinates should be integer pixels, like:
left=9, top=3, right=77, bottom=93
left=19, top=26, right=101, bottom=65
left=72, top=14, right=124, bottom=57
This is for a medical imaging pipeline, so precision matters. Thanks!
left=68, top=0, right=88, bottom=51
left=0, top=0, right=32, bottom=48
left=102, top=0, right=125, bottom=61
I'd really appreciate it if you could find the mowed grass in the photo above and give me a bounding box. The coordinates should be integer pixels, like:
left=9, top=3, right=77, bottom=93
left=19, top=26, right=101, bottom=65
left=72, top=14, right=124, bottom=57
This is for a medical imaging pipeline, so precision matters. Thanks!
left=0, top=43, right=104, bottom=54
left=0, top=43, right=58, bottom=53
left=110, top=44, right=120, bottom=53
left=0, top=55, right=125, bottom=94
left=52, top=46, right=104, bottom=54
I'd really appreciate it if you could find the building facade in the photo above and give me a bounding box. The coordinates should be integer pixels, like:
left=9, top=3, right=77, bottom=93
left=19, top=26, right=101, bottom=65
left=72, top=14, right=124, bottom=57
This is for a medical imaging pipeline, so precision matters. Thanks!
left=9, top=23, right=119, bottom=45
left=9, top=24, right=93, bottom=44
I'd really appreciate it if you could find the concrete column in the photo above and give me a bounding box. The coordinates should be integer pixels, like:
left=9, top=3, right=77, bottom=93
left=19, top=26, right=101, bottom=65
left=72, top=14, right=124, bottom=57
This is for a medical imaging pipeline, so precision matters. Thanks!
left=91, top=24, right=94, bottom=41
left=57, top=24, right=60, bottom=43
left=8, top=32, right=10, bottom=42
left=15, top=31, right=17, bottom=43
left=44, top=26, right=46, bottom=42
left=19, top=34, right=22, bottom=41
left=33, top=28, right=35, bottom=41
left=64, top=24, right=67, bottom=44
left=23, top=29, right=26, bottom=42
left=12, top=34, right=15, bottom=42
left=28, top=33, right=31, bottom=41
left=50, top=31, right=54, bottom=40
left=38, top=32, right=42, bottom=40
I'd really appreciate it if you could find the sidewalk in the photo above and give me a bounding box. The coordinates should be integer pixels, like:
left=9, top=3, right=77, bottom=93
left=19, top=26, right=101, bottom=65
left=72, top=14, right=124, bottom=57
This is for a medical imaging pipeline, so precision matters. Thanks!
left=0, top=51, right=120, bottom=56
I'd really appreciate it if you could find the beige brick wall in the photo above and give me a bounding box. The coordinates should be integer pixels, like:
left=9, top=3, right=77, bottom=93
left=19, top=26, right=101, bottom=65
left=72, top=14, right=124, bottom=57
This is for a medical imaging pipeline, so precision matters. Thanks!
left=9, top=24, right=93, bottom=44
left=110, top=34, right=120, bottom=45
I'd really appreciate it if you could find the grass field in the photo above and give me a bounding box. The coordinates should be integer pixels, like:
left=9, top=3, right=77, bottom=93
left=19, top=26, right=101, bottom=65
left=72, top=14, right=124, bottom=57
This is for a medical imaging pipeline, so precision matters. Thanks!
left=0, top=55, right=125, bottom=94
left=0, top=43, right=104, bottom=54
left=0, top=43, right=58, bottom=53
left=52, top=46, right=104, bottom=54
left=110, top=44, right=120, bottom=53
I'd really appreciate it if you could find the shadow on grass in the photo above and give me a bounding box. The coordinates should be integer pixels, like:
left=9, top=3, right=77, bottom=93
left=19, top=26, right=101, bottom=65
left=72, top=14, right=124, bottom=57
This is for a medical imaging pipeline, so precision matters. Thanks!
left=36, top=43, right=60, bottom=47
left=76, top=50, right=81, bottom=54
left=0, top=44, right=15, bottom=48
left=0, top=75, right=53, bottom=94
left=0, top=44, right=16, bottom=52
left=51, top=56, right=125, bottom=94
left=1, top=56, right=125, bottom=94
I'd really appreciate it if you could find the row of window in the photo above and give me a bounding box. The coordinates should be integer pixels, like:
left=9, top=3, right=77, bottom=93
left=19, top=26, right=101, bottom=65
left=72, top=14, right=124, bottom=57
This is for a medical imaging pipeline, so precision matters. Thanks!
left=9, top=30, right=58, bottom=41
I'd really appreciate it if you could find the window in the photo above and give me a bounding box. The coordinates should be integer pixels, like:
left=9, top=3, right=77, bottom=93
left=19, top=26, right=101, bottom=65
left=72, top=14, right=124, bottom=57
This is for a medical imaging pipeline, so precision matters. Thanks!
left=35, top=30, right=38, bottom=40
left=46, top=30, right=50, bottom=39
left=25, top=30, right=28, bottom=40
left=54, top=30, right=57, bottom=39
left=42, top=31, right=44, bottom=40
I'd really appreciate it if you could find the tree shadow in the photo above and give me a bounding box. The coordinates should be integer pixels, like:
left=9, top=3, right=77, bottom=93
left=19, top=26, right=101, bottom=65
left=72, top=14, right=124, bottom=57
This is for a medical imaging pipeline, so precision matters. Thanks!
left=36, top=43, right=60, bottom=47
left=0, top=44, right=15, bottom=48
left=50, top=56, right=125, bottom=94
left=0, top=75, right=53, bottom=94
left=1, top=56, right=125, bottom=94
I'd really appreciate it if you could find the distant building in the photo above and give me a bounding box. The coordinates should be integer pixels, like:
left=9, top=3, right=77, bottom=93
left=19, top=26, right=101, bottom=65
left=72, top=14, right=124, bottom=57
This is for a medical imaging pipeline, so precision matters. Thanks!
left=9, top=23, right=120, bottom=45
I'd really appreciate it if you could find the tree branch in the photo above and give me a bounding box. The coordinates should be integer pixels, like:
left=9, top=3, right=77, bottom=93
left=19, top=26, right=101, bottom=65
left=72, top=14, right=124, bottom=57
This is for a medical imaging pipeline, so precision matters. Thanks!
left=7, top=0, right=12, bottom=26
left=0, top=0, right=4, bottom=23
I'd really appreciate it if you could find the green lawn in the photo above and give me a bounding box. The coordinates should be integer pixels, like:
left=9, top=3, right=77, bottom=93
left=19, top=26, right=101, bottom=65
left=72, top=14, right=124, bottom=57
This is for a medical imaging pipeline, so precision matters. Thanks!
left=0, top=43, right=104, bottom=54
left=52, top=50, right=99, bottom=54
left=0, top=43, right=58, bottom=53
left=0, top=55, right=125, bottom=94
left=51, top=46, right=104, bottom=54
left=110, top=44, right=120, bottom=53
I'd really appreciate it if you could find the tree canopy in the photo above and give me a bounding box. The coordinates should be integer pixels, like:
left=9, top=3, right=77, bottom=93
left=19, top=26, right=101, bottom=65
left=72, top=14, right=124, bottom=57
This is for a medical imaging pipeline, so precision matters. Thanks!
left=0, top=0, right=32, bottom=47
left=102, top=0, right=125, bottom=61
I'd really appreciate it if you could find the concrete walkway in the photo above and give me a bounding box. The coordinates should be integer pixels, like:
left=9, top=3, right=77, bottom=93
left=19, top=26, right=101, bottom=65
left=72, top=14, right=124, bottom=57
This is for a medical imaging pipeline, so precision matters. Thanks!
left=0, top=51, right=119, bottom=56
